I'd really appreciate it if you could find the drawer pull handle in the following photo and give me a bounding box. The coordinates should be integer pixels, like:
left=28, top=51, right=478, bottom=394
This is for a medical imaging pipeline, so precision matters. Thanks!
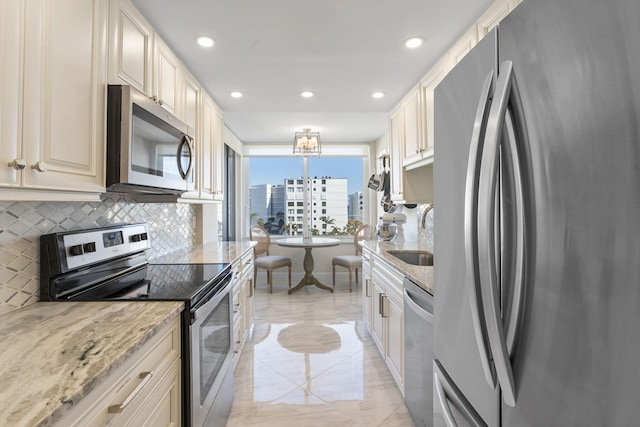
left=108, top=371, right=153, bottom=413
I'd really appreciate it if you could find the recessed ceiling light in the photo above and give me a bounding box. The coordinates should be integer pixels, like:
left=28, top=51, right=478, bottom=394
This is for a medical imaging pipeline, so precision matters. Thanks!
left=197, top=36, right=215, bottom=48
left=300, top=91, right=314, bottom=98
left=372, top=92, right=385, bottom=99
left=230, top=91, right=243, bottom=98
left=404, top=37, right=424, bottom=48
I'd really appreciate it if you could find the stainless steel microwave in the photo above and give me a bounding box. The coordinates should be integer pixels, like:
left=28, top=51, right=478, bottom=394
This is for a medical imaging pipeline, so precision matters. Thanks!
left=106, top=85, right=195, bottom=194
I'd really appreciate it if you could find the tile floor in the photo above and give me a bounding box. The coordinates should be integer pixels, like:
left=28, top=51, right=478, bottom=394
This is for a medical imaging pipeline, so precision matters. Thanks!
left=226, top=278, right=416, bottom=427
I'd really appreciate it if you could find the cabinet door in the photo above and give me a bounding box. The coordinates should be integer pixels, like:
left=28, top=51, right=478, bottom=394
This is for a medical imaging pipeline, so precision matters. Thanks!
left=362, top=249, right=373, bottom=329
left=419, top=56, right=449, bottom=157
left=385, top=291, right=404, bottom=390
left=199, top=92, right=216, bottom=199
left=212, top=108, right=225, bottom=200
left=401, top=87, right=422, bottom=167
left=389, top=107, right=404, bottom=201
left=363, top=275, right=373, bottom=330
left=109, top=0, right=153, bottom=94
left=448, top=25, right=478, bottom=67
left=0, top=0, right=23, bottom=188
left=371, top=280, right=385, bottom=355
left=22, top=0, right=107, bottom=192
left=153, top=36, right=180, bottom=116
left=477, top=0, right=511, bottom=40
left=181, top=69, right=199, bottom=130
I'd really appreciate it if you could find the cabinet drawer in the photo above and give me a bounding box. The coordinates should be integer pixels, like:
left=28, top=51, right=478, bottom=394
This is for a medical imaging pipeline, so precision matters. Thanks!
left=372, top=258, right=404, bottom=299
left=124, top=358, right=181, bottom=427
left=57, top=317, right=181, bottom=427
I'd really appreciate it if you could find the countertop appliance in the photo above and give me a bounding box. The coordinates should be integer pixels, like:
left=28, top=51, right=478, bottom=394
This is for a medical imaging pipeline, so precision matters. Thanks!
left=107, top=84, right=196, bottom=195
left=40, top=223, right=234, bottom=427
left=434, top=0, right=640, bottom=425
left=404, top=277, right=433, bottom=427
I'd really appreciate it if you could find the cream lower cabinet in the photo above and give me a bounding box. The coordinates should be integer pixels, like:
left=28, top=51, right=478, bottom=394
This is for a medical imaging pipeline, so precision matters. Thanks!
left=362, top=248, right=373, bottom=331
left=368, top=252, right=404, bottom=392
left=1, top=0, right=107, bottom=199
left=56, top=316, right=182, bottom=427
left=232, top=247, right=255, bottom=367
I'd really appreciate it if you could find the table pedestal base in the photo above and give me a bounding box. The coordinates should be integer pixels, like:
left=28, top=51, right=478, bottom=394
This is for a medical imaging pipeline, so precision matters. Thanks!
left=288, top=247, right=334, bottom=294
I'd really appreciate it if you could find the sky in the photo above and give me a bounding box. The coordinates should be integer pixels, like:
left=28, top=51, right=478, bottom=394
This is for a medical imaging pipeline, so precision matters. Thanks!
left=249, top=157, right=363, bottom=194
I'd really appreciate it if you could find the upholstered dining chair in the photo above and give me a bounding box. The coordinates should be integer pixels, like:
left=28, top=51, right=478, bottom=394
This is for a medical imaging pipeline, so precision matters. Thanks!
left=250, top=224, right=292, bottom=293
left=332, top=224, right=372, bottom=292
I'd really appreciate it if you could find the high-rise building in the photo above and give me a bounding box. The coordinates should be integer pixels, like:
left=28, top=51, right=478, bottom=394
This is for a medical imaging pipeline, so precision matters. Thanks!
left=284, top=177, right=348, bottom=235
left=348, top=191, right=364, bottom=223
left=249, top=184, right=285, bottom=233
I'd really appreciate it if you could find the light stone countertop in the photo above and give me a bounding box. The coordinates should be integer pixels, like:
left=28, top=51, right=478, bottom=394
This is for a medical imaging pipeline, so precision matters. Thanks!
left=360, top=240, right=434, bottom=295
left=0, top=301, right=183, bottom=427
left=152, top=240, right=256, bottom=264
left=0, top=241, right=254, bottom=427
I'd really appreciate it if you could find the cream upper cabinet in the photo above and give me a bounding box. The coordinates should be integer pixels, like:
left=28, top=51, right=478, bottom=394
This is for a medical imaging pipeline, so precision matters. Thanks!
left=180, top=68, right=200, bottom=131
left=152, top=36, right=181, bottom=116
left=196, top=91, right=219, bottom=200
left=212, top=108, right=225, bottom=200
left=389, top=107, right=404, bottom=202
left=419, top=56, right=449, bottom=163
left=1, top=0, right=107, bottom=198
left=448, top=25, right=479, bottom=67
left=477, top=0, right=523, bottom=40
left=0, top=0, right=24, bottom=189
left=108, top=0, right=153, bottom=95
left=400, top=86, right=422, bottom=167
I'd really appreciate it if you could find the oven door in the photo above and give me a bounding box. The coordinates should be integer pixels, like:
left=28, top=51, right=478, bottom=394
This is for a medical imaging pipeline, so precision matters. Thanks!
left=189, top=275, right=234, bottom=427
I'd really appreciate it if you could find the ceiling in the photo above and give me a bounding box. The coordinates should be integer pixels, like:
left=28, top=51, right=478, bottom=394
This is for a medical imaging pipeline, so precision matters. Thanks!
left=130, top=0, right=493, bottom=145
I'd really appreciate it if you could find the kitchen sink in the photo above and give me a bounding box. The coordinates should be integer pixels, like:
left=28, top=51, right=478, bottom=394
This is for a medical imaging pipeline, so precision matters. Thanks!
left=387, top=250, right=434, bottom=266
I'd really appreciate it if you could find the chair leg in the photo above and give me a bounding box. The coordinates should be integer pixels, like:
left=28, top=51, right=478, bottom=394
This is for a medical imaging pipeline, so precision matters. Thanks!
left=254, top=267, right=257, bottom=289
left=267, top=270, right=273, bottom=294
left=355, top=268, right=359, bottom=284
left=348, top=268, right=352, bottom=292
left=332, top=265, right=336, bottom=287
left=288, top=266, right=292, bottom=288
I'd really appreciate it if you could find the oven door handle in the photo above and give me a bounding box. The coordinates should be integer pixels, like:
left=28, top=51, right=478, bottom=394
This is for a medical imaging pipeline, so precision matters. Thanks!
left=190, top=272, right=234, bottom=324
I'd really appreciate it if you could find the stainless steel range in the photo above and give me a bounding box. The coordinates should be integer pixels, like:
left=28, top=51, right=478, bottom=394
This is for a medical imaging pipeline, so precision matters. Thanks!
left=40, top=223, right=235, bottom=427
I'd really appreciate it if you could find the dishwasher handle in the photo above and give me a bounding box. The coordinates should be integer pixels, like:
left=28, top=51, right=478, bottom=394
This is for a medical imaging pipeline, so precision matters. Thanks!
left=403, top=278, right=433, bottom=323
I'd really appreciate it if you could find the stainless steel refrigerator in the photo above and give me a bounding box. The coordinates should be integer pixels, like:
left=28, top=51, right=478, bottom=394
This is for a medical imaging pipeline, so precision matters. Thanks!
left=433, top=0, right=640, bottom=425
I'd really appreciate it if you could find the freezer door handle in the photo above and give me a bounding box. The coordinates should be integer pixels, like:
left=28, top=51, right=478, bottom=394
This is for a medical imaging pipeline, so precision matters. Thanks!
left=464, top=70, right=497, bottom=388
left=434, top=360, right=488, bottom=427
left=478, top=59, right=531, bottom=408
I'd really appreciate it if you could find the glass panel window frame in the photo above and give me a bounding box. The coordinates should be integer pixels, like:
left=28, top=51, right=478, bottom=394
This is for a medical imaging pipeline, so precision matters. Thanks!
left=246, top=144, right=369, bottom=237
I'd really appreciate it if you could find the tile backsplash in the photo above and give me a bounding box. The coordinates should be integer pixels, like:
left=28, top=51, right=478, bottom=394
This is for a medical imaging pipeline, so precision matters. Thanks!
left=0, top=195, right=196, bottom=315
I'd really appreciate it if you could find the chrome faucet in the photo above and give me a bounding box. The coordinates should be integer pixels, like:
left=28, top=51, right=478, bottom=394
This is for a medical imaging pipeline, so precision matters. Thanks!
left=420, top=204, right=434, bottom=229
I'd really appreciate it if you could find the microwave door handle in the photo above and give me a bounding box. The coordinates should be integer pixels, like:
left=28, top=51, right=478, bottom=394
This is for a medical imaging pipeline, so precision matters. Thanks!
left=176, top=135, right=194, bottom=180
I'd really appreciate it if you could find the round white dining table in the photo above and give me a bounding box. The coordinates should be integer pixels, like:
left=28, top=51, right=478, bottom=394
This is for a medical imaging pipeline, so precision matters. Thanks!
left=276, top=237, right=340, bottom=294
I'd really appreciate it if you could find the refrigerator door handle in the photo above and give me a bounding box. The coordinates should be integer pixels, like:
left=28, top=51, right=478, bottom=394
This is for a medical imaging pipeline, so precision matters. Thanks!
left=464, top=70, right=497, bottom=387
left=434, top=360, right=488, bottom=427
left=479, top=59, right=530, bottom=407
left=502, top=110, right=527, bottom=357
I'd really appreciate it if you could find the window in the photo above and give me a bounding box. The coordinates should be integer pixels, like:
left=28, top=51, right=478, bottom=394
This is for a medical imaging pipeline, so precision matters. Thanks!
left=248, top=154, right=365, bottom=235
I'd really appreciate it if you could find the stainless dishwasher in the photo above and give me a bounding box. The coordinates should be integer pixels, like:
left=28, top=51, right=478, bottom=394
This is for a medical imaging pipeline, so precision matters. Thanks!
left=404, top=277, right=434, bottom=427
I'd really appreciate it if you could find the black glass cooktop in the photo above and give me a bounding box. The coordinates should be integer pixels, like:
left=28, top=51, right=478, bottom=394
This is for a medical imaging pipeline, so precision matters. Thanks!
left=100, top=263, right=231, bottom=306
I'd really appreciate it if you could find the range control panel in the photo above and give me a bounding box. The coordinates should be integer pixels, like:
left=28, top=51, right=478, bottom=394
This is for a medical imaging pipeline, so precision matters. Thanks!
left=58, top=223, right=150, bottom=271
